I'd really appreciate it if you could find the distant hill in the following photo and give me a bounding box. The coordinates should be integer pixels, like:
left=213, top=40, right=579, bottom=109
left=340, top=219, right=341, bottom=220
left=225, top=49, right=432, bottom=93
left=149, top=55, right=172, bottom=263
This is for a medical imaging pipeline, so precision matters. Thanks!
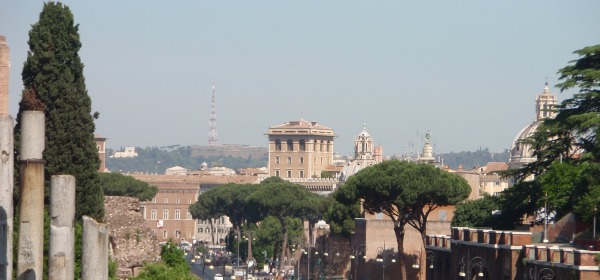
left=106, top=146, right=267, bottom=173
left=437, top=148, right=510, bottom=170
left=106, top=145, right=509, bottom=174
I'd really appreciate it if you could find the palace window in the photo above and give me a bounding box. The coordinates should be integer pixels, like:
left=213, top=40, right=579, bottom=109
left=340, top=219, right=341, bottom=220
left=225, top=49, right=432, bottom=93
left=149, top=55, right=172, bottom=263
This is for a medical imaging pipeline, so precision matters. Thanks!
left=299, top=170, right=304, bottom=178
left=287, top=170, right=292, bottom=178
left=275, top=156, right=280, bottom=164
left=176, top=198, right=180, bottom=204
left=187, top=211, right=192, bottom=220
left=163, top=209, right=169, bottom=220
left=151, top=209, right=157, bottom=220
left=175, top=209, right=181, bottom=220
left=287, top=139, right=293, bottom=151
left=299, top=139, right=306, bottom=151
left=164, top=198, right=168, bottom=203
left=300, top=157, right=304, bottom=164
left=287, top=157, right=292, bottom=164
left=198, top=228, right=203, bottom=233
left=163, top=230, right=168, bottom=239
left=275, top=139, right=282, bottom=151
left=152, top=198, right=156, bottom=203
left=275, top=170, right=280, bottom=177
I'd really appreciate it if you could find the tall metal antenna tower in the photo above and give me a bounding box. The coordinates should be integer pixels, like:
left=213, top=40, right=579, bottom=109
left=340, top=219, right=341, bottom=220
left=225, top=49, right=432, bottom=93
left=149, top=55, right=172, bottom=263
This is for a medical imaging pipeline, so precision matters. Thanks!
left=208, top=84, right=218, bottom=145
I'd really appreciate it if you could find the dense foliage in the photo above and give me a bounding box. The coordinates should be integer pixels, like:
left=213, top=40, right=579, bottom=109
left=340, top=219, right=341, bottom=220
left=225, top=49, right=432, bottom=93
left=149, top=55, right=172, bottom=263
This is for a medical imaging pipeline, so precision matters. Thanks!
left=15, top=1, right=104, bottom=220
left=131, top=241, right=196, bottom=280
left=99, top=172, right=158, bottom=201
left=323, top=192, right=360, bottom=237
left=106, top=146, right=267, bottom=173
left=451, top=195, right=502, bottom=228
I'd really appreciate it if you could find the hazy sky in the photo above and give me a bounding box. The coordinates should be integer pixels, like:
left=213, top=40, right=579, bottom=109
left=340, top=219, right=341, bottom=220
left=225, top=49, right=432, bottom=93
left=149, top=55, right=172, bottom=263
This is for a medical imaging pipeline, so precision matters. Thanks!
left=2, top=1, right=599, bottom=156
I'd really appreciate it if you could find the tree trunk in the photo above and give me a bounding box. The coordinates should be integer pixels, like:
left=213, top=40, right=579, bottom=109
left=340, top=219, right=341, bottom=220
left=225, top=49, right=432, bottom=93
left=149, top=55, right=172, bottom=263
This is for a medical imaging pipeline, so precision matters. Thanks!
left=210, top=219, right=215, bottom=244
left=279, top=218, right=288, bottom=271
left=394, top=225, right=407, bottom=280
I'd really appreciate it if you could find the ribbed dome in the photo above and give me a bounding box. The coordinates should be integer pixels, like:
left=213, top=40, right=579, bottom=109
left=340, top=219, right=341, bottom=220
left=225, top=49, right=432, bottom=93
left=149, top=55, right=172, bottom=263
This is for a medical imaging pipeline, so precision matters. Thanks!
left=509, top=120, right=541, bottom=169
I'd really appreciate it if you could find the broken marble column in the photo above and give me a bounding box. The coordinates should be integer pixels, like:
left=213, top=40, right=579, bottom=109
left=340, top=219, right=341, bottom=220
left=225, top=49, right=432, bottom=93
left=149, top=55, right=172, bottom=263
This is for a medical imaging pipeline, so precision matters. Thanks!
left=17, top=111, right=45, bottom=280
left=49, top=175, right=75, bottom=280
left=82, top=216, right=108, bottom=280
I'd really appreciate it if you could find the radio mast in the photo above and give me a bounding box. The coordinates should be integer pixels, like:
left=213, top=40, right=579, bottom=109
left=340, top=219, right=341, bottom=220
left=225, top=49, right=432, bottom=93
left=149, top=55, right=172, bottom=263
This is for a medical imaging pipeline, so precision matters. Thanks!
left=208, top=84, right=218, bottom=145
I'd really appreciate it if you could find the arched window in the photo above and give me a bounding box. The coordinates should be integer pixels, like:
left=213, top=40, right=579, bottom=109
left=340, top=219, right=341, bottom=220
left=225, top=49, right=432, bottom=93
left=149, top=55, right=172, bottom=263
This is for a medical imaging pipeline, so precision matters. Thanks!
left=299, top=139, right=306, bottom=151
left=287, top=139, right=293, bottom=151
left=275, top=139, right=282, bottom=151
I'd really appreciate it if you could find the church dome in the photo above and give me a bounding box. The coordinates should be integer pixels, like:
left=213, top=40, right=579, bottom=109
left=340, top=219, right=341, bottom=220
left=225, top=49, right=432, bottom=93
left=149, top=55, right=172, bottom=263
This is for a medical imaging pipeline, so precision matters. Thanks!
left=508, top=82, right=557, bottom=169
left=509, top=121, right=541, bottom=169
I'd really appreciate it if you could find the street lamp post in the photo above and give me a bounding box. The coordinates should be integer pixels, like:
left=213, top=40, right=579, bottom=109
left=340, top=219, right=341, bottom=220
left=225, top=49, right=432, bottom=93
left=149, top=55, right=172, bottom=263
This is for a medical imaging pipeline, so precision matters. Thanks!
left=458, top=255, right=485, bottom=279
left=426, top=250, right=435, bottom=269
left=302, top=246, right=312, bottom=280
left=376, top=243, right=397, bottom=280
left=543, top=192, right=549, bottom=243
left=411, top=251, right=422, bottom=279
left=426, top=250, right=436, bottom=279
left=594, top=205, right=597, bottom=240
left=350, top=244, right=365, bottom=280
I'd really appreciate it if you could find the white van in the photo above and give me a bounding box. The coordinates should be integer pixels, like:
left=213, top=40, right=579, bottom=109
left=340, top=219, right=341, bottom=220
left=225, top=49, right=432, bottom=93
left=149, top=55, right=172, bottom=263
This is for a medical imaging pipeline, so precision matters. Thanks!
left=214, top=273, right=224, bottom=280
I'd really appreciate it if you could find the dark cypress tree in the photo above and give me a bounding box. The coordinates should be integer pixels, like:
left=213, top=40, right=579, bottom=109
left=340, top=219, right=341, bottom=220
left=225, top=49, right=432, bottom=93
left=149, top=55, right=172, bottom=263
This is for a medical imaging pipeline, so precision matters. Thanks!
left=15, top=2, right=104, bottom=221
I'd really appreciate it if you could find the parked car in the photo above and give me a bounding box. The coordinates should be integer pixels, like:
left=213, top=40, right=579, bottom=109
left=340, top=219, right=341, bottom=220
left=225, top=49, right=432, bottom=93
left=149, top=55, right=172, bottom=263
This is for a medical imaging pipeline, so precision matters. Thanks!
left=214, top=273, right=224, bottom=280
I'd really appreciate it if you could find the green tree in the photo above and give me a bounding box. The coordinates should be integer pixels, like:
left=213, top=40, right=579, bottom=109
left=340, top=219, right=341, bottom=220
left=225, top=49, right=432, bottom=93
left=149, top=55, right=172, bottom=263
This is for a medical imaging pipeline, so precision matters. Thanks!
left=451, top=195, right=502, bottom=228
left=131, top=240, right=196, bottom=280
left=189, top=183, right=259, bottom=252
left=15, top=2, right=103, bottom=220
left=246, top=179, right=321, bottom=271
left=340, top=160, right=470, bottom=279
left=99, top=172, right=158, bottom=201
left=323, top=192, right=360, bottom=237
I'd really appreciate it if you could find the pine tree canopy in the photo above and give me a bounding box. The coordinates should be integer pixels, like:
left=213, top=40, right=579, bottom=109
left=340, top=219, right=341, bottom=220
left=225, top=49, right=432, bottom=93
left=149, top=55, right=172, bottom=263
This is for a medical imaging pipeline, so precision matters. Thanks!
left=16, top=1, right=104, bottom=221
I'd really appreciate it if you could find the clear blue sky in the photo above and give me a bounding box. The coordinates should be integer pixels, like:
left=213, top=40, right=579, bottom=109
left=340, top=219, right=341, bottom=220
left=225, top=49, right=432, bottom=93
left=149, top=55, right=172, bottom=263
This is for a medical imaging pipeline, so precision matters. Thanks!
left=1, top=1, right=599, bottom=156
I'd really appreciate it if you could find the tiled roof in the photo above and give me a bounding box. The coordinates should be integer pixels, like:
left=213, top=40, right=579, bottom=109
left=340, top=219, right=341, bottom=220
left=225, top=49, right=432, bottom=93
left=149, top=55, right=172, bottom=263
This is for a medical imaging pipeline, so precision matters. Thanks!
left=484, top=162, right=508, bottom=173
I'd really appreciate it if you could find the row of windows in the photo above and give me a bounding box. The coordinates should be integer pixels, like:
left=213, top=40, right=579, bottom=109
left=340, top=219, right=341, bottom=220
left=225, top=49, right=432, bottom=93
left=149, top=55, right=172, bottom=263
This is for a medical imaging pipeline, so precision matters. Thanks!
left=196, top=217, right=226, bottom=225
left=151, top=198, right=193, bottom=204
left=274, top=156, right=305, bottom=164
left=197, top=228, right=228, bottom=233
left=274, top=169, right=313, bottom=178
left=274, top=157, right=329, bottom=165
left=161, top=229, right=193, bottom=239
left=273, top=139, right=331, bottom=152
left=150, top=209, right=192, bottom=220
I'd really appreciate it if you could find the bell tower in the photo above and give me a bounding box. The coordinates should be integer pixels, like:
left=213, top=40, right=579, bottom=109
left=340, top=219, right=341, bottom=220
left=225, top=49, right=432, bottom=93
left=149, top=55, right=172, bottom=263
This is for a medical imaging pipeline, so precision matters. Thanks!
left=354, top=124, right=374, bottom=160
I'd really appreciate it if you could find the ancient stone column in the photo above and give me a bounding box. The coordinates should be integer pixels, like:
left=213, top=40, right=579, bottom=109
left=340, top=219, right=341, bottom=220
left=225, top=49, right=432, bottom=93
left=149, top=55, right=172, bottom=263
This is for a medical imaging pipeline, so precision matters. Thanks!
left=82, top=216, right=108, bottom=280
left=49, top=175, right=75, bottom=280
left=17, top=111, right=45, bottom=280
left=0, top=116, right=13, bottom=280
left=0, top=34, right=13, bottom=280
